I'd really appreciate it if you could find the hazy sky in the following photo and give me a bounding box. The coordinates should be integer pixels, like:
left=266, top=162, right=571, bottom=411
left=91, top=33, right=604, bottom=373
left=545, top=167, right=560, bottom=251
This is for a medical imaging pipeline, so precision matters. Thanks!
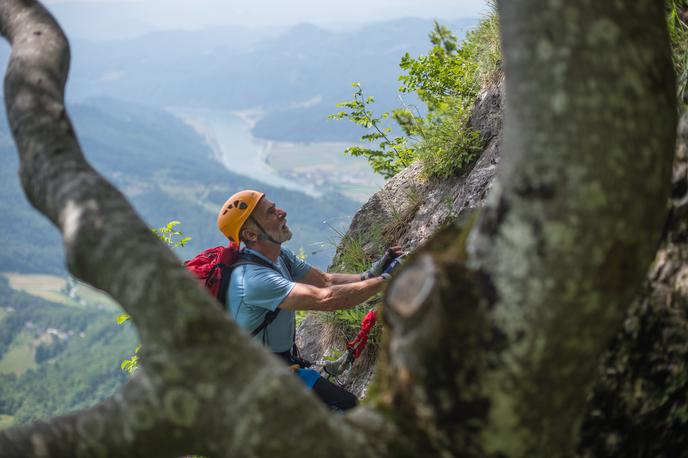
left=43, top=0, right=491, bottom=34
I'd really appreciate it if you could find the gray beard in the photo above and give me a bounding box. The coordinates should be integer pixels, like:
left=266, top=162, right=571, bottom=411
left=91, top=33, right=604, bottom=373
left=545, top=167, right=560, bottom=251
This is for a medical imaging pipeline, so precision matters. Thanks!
left=267, top=225, right=292, bottom=243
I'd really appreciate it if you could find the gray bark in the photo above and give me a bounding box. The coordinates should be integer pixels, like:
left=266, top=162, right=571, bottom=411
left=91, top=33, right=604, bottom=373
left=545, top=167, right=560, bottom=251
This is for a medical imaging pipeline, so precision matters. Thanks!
left=578, top=114, right=688, bottom=457
left=0, top=1, right=382, bottom=457
left=377, top=0, right=675, bottom=457
left=0, top=0, right=677, bottom=457
left=467, top=0, right=676, bottom=455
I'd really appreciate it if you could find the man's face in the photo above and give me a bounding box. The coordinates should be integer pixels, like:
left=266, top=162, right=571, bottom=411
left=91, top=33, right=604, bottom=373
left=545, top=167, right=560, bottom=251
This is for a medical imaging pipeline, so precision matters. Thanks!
left=252, top=197, right=292, bottom=243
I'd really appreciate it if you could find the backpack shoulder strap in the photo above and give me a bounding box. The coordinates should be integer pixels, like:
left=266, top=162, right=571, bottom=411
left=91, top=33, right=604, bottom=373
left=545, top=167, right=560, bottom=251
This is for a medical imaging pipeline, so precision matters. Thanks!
left=280, top=251, right=295, bottom=278
left=216, top=252, right=277, bottom=304
left=234, top=252, right=280, bottom=272
left=226, top=252, right=289, bottom=337
left=250, top=309, right=280, bottom=337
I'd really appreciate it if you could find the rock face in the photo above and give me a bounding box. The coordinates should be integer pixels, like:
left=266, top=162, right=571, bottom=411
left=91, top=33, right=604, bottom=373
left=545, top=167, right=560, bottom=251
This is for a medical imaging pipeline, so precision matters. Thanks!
left=296, top=73, right=505, bottom=397
left=338, top=73, right=504, bottom=259
left=297, top=73, right=688, bottom=456
left=578, top=115, right=688, bottom=457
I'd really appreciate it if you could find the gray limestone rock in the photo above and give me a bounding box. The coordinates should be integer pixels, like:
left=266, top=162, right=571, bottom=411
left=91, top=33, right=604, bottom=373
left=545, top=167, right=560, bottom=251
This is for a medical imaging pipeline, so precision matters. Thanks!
left=296, top=74, right=505, bottom=397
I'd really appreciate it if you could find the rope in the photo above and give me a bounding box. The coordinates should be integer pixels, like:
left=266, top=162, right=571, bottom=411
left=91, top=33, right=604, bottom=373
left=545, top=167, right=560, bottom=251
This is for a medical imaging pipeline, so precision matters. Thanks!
left=346, top=309, right=377, bottom=359
left=321, top=307, right=380, bottom=378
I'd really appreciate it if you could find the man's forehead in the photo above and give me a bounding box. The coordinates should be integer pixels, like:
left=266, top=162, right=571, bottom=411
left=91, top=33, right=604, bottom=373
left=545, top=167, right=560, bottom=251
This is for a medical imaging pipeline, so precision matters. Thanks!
left=257, top=197, right=275, bottom=213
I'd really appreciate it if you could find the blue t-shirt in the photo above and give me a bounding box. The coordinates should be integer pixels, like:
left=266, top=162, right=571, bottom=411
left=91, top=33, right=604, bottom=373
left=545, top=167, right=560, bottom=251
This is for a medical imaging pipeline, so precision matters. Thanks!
left=227, top=247, right=311, bottom=353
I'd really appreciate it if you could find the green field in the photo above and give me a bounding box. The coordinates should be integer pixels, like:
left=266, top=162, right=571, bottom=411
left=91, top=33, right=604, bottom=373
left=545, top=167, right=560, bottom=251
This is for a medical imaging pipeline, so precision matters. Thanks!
left=5, top=274, right=72, bottom=306
left=3, top=273, right=121, bottom=312
left=0, top=330, right=37, bottom=376
left=0, top=415, right=14, bottom=430
left=72, top=283, right=121, bottom=311
left=265, top=141, right=385, bottom=202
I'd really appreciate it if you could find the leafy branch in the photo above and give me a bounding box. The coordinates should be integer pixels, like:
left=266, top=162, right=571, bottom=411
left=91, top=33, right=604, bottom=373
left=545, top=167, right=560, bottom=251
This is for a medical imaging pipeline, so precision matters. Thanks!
left=151, top=220, right=192, bottom=249
left=117, top=221, right=192, bottom=374
left=328, top=82, right=415, bottom=179
left=330, top=15, right=501, bottom=180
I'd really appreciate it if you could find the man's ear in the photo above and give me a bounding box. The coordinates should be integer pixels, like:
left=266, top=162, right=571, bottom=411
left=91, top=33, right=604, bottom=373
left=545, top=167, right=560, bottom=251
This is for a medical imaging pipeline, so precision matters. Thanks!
left=241, top=227, right=258, bottom=244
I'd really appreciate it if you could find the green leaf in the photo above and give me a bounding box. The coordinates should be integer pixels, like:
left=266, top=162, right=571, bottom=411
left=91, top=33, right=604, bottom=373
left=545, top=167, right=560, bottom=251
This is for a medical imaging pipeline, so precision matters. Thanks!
left=116, top=314, right=130, bottom=325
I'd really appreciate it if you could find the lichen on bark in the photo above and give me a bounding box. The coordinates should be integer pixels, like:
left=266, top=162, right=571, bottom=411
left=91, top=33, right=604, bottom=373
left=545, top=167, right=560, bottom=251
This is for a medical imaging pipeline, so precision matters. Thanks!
left=469, top=0, right=676, bottom=455
left=0, top=0, right=680, bottom=456
left=578, top=114, right=688, bottom=458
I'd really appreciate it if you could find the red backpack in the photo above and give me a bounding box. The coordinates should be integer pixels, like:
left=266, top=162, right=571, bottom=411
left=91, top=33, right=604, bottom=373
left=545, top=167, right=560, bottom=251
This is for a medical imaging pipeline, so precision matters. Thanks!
left=184, top=243, right=292, bottom=336
left=184, top=242, right=241, bottom=302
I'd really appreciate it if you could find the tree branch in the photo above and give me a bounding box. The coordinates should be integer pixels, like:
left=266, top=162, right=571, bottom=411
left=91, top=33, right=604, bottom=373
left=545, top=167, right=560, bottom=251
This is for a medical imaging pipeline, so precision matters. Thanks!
left=374, top=1, right=676, bottom=457
left=0, top=1, right=389, bottom=456
left=468, top=0, right=676, bottom=455
left=0, top=0, right=677, bottom=456
left=0, top=0, right=218, bottom=352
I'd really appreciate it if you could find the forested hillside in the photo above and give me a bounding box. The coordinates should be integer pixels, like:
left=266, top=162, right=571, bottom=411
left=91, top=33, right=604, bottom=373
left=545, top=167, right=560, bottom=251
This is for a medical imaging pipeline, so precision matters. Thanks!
left=0, top=97, right=359, bottom=274
left=0, top=277, right=135, bottom=426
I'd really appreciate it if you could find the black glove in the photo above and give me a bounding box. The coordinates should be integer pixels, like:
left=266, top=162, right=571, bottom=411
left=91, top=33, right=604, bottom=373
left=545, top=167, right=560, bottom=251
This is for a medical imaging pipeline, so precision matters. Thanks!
left=363, top=246, right=403, bottom=279
left=380, top=253, right=405, bottom=280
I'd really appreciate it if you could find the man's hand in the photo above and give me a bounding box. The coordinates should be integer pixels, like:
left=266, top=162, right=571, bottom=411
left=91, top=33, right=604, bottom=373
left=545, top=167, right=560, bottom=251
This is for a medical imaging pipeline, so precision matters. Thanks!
left=363, top=246, right=404, bottom=280
left=380, top=252, right=406, bottom=280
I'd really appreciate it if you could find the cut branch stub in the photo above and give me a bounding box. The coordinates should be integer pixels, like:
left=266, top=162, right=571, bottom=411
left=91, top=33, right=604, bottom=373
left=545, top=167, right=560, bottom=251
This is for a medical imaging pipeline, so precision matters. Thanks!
left=385, top=254, right=436, bottom=321
left=376, top=228, right=500, bottom=458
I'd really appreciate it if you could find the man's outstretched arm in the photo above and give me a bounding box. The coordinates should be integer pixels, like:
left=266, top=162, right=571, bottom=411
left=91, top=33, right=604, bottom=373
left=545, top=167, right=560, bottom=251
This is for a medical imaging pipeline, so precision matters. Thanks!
left=300, top=246, right=404, bottom=287
left=279, top=277, right=385, bottom=312
left=300, top=268, right=362, bottom=287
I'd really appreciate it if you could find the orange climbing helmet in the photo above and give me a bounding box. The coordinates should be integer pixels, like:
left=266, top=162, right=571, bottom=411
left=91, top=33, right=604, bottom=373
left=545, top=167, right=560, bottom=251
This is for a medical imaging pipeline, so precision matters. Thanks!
left=217, top=190, right=264, bottom=243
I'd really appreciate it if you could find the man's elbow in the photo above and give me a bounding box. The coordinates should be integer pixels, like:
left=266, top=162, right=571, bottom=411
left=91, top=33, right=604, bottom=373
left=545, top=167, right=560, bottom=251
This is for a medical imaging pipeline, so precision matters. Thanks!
left=314, top=287, right=342, bottom=311
left=320, top=272, right=335, bottom=287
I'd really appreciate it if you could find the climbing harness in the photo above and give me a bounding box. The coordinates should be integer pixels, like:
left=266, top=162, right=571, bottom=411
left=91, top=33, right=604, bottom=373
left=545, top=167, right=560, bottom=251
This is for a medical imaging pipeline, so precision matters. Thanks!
left=347, top=307, right=378, bottom=359
left=321, top=306, right=380, bottom=380
left=319, top=253, right=409, bottom=381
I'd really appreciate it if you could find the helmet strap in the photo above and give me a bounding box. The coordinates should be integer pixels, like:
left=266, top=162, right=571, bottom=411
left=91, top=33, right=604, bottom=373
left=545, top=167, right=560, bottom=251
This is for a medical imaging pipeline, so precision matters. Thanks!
left=249, top=215, right=281, bottom=245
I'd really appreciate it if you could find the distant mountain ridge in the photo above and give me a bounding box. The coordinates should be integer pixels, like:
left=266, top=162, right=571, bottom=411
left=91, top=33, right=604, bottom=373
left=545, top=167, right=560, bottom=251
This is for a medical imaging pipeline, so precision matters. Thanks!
left=0, top=17, right=478, bottom=143
left=42, top=0, right=479, bottom=42
left=61, top=18, right=476, bottom=110
left=0, top=97, right=359, bottom=274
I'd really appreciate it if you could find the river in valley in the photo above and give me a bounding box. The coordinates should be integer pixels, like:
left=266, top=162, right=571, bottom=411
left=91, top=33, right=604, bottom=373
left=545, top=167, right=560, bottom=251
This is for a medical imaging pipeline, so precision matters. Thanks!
left=169, top=107, right=322, bottom=197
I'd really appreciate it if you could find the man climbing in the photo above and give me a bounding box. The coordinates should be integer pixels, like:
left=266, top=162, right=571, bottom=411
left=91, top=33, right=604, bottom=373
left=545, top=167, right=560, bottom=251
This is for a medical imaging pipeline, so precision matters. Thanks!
left=217, top=189, right=402, bottom=411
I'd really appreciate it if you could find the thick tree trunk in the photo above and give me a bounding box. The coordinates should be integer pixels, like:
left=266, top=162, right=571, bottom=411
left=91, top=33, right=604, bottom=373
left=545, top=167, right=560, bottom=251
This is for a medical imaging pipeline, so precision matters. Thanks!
left=468, top=0, right=676, bottom=455
left=0, top=2, right=380, bottom=457
left=578, top=114, right=688, bottom=457
left=378, top=1, right=676, bottom=457
left=0, top=0, right=676, bottom=457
